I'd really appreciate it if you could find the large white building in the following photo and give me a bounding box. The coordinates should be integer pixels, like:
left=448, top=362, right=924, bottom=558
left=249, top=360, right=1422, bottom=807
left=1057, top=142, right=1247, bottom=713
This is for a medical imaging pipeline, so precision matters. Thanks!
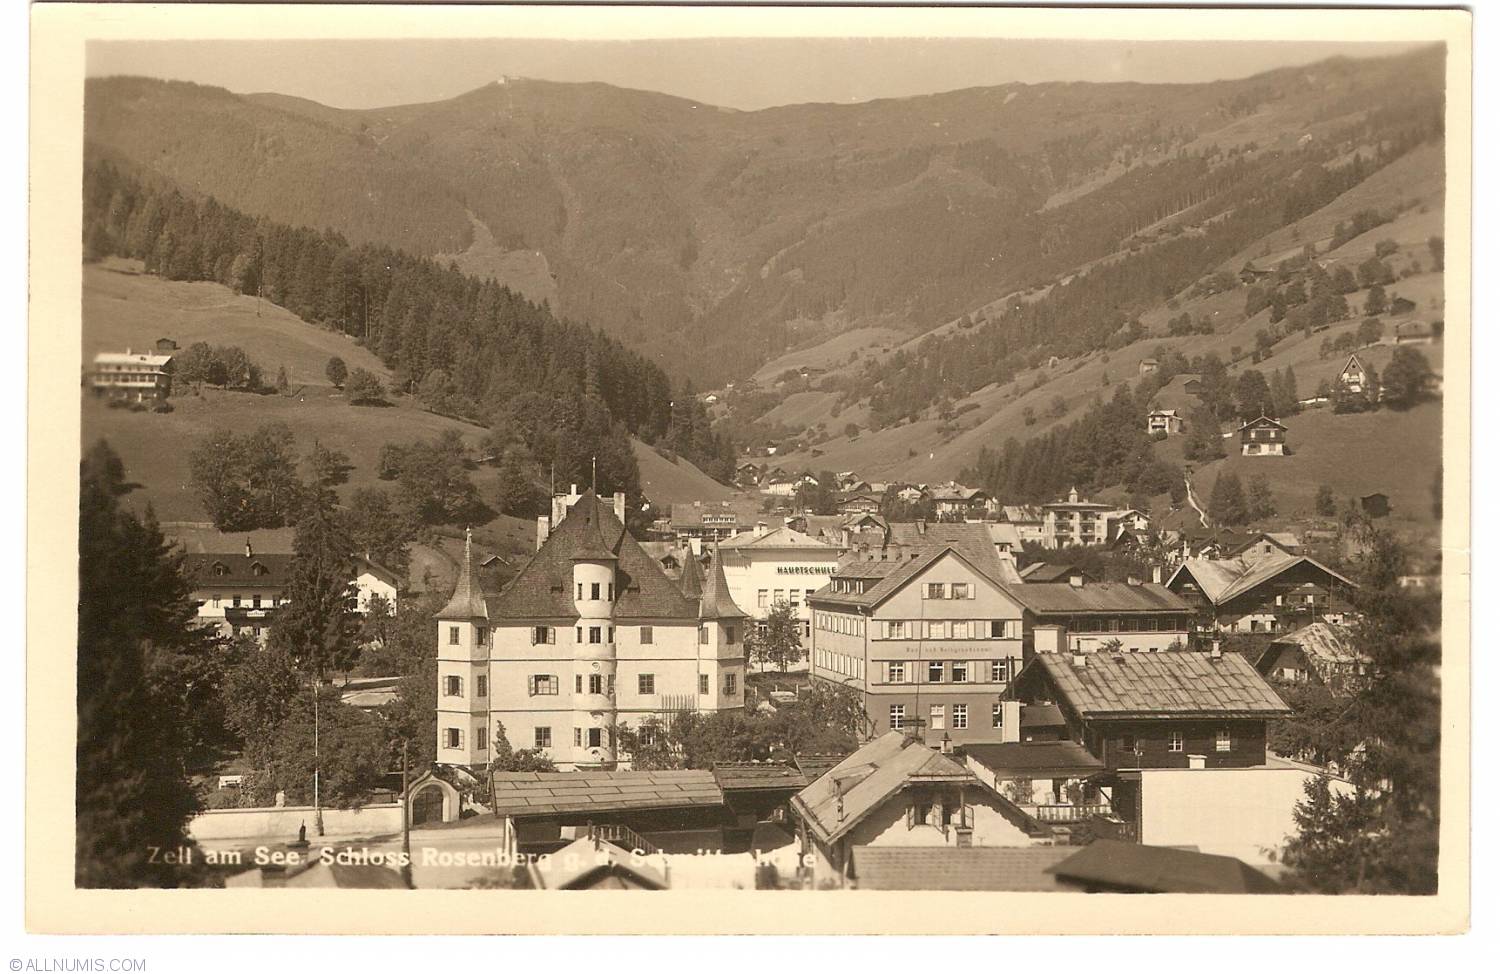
left=436, top=490, right=748, bottom=772
left=716, top=524, right=844, bottom=644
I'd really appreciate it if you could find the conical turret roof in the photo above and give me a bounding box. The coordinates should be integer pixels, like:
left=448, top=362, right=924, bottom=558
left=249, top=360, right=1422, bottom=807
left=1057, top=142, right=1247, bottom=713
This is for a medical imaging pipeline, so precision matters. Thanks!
left=570, top=492, right=620, bottom=562
left=678, top=551, right=705, bottom=599
left=700, top=548, right=748, bottom=621
left=438, top=528, right=489, bottom=620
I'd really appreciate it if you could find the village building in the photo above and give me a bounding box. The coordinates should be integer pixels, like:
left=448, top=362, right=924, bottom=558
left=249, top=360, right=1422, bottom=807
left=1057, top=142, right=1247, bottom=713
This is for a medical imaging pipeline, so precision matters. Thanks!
left=959, top=740, right=1109, bottom=827
left=1010, top=575, right=1194, bottom=655
left=1253, top=622, right=1370, bottom=693
left=91, top=348, right=174, bottom=402
left=1228, top=531, right=1303, bottom=561
left=1041, top=487, right=1115, bottom=548
left=762, top=473, right=816, bottom=497
left=1394, top=319, right=1439, bottom=344
left=667, top=501, right=741, bottom=544
left=986, top=521, right=1023, bottom=557
left=1165, top=549, right=1357, bottom=634
left=1338, top=352, right=1375, bottom=397
left=1001, top=505, right=1047, bottom=545
left=735, top=462, right=764, bottom=486
left=181, top=545, right=293, bottom=644
left=1237, top=415, right=1287, bottom=456
left=927, top=482, right=995, bottom=520
left=716, top=524, right=844, bottom=645
left=808, top=546, right=1027, bottom=746
left=1138, top=358, right=1159, bottom=377
left=1017, top=562, right=1095, bottom=584
left=435, top=490, right=748, bottom=773
left=353, top=553, right=400, bottom=614
left=1145, top=408, right=1184, bottom=436
left=837, top=492, right=883, bottom=516
left=790, top=731, right=1044, bottom=887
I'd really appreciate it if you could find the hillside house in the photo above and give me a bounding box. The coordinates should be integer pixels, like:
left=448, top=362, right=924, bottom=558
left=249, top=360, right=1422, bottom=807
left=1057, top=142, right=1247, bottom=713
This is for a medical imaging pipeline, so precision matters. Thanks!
left=1253, top=622, right=1369, bottom=694
left=928, top=482, right=994, bottom=520
left=1165, top=550, right=1357, bottom=634
left=837, top=492, right=883, bottom=516
left=1237, top=415, right=1287, bottom=456
left=1146, top=408, right=1184, bottom=436
left=1041, top=487, right=1115, bottom=548
left=735, top=462, right=764, bottom=486
left=1009, top=575, right=1193, bottom=655
left=790, top=731, right=1043, bottom=888
left=91, top=349, right=174, bottom=402
left=1001, top=505, right=1047, bottom=545
left=353, top=554, right=400, bottom=614
left=668, top=502, right=741, bottom=544
left=1138, top=358, right=1159, bottom=377
left=1395, top=320, right=1439, bottom=344
left=182, top=546, right=293, bottom=644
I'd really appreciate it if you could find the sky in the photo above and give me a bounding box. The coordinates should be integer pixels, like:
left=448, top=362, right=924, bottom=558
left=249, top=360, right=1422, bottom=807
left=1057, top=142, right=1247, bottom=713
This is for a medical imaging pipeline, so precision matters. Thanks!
left=86, top=37, right=1430, bottom=112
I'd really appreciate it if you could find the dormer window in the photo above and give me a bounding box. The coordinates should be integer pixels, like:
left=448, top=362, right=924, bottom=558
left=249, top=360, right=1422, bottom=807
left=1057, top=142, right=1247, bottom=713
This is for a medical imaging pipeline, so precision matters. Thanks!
left=212, top=562, right=228, bottom=577
left=251, top=562, right=267, bottom=577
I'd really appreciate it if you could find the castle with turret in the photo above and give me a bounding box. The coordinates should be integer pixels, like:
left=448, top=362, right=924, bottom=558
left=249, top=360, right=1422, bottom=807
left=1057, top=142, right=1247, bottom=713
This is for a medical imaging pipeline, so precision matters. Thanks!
left=436, top=487, right=748, bottom=771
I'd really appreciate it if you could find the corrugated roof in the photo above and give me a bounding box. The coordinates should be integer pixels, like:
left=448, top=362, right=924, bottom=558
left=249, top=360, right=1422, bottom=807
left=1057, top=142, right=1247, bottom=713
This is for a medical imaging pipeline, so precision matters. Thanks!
left=963, top=741, right=1105, bottom=776
left=488, top=493, right=702, bottom=621
left=1008, top=581, right=1191, bottom=615
left=1046, top=839, right=1282, bottom=893
left=1030, top=652, right=1291, bottom=718
left=853, top=846, right=1076, bottom=891
left=489, top=769, right=724, bottom=818
left=792, top=732, right=975, bottom=844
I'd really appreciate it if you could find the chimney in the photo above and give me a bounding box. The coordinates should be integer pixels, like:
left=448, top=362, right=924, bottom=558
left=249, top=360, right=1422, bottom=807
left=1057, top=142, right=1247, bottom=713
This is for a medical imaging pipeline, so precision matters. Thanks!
left=612, top=492, right=626, bottom=525
left=1210, top=638, right=1223, bottom=660
left=754, top=521, right=768, bottom=538
left=1071, top=653, right=1088, bottom=668
left=1188, top=754, right=1207, bottom=770
left=1151, top=565, right=1164, bottom=585
left=244, top=539, right=253, bottom=558
left=1069, top=573, right=1085, bottom=588
left=536, top=516, right=550, bottom=551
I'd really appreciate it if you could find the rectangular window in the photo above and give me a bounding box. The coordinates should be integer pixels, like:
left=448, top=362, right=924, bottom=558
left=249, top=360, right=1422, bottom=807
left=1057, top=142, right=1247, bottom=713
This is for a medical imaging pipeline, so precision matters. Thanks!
left=576, top=583, right=583, bottom=600
left=639, top=674, right=656, bottom=695
left=928, top=661, right=944, bottom=683
left=476, top=727, right=488, bottom=751
left=758, top=590, right=769, bottom=608
left=252, top=595, right=262, bottom=609
left=443, top=675, right=463, bottom=697
left=608, top=626, right=615, bottom=643
left=1216, top=729, right=1231, bottom=752
left=927, top=621, right=947, bottom=640
left=537, top=675, right=560, bottom=695
left=992, top=703, right=1004, bottom=729
left=575, top=674, right=583, bottom=694
left=444, top=728, right=463, bottom=749
left=589, top=626, right=602, bottom=644
left=574, top=727, right=582, bottom=747
left=726, top=626, right=737, bottom=645
left=925, top=583, right=945, bottom=600
left=448, top=626, right=460, bottom=645
left=1121, top=734, right=1138, bottom=755
left=608, top=583, right=614, bottom=601
left=952, top=582, right=972, bottom=600
left=774, top=589, right=785, bottom=604
left=989, top=619, right=1011, bottom=639
left=532, top=626, right=554, bottom=645
left=534, top=726, right=552, bottom=749
left=990, top=660, right=1008, bottom=683
left=699, top=674, right=709, bottom=695
left=929, top=704, right=946, bottom=731
left=1169, top=731, right=1184, bottom=753
left=724, top=674, right=737, bottom=695
left=887, top=662, right=906, bottom=683
left=589, top=674, right=604, bottom=695
left=889, top=705, right=906, bottom=730
left=952, top=704, right=969, bottom=729
left=952, top=662, right=969, bottom=683
left=232, top=595, right=242, bottom=608
left=477, top=676, right=488, bottom=697
left=699, top=626, right=709, bottom=645
left=640, top=626, right=654, bottom=645
left=588, top=728, right=603, bottom=748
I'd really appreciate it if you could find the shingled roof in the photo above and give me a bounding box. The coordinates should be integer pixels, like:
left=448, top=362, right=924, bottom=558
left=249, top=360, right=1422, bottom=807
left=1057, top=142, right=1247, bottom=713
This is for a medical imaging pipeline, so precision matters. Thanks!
left=700, top=550, right=748, bottom=620
left=792, top=732, right=976, bottom=844
left=1008, top=581, right=1191, bottom=615
left=487, top=492, right=701, bottom=621
left=1168, top=551, right=1355, bottom=605
left=181, top=552, right=294, bottom=589
left=438, top=529, right=489, bottom=621
left=489, top=769, right=724, bottom=817
left=812, top=545, right=1023, bottom=612
left=1025, top=652, right=1291, bottom=719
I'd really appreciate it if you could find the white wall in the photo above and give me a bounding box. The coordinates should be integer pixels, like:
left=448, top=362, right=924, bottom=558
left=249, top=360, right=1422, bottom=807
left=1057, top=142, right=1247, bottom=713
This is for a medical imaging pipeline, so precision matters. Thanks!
left=1136, top=765, right=1352, bottom=864
left=188, top=803, right=403, bottom=841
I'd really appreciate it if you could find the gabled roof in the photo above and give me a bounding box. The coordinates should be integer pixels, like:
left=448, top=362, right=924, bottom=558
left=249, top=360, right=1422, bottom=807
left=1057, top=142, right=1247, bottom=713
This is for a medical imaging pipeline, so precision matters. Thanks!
left=699, top=551, right=748, bottom=620
left=812, top=546, right=1024, bottom=612
left=1167, top=551, right=1356, bottom=605
left=882, top=521, right=1013, bottom=574
left=94, top=351, right=173, bottom=368
left=489, top=493, right=701, bottom=621
left=792, top=732, right=976, bottom=844
left=718, top=526, right=838, bottom=550
left=1018, top=562, right=1090, bottom=584
left=181, top=552, right=293, bottom=588
left=1046, top=839, right=1281, bottom=893
left=1341, top=352, right=1369, bottom=377
left=1008, top=581, right=1191, bottom=615
left=1236, top=414, right=1287, bottom=432
left=853, top=846, right=1077, bottom=891
left=1263, top=622, right=1369, bottom=667
left=529, top=836, right=667, bottom=890
left=1024, top=652, right=1291, bottom=719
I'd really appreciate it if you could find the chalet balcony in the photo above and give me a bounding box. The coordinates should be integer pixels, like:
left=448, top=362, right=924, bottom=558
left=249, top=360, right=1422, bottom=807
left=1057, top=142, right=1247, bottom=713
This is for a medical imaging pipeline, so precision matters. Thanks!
left=1026, top=801, right=1115, bottom=823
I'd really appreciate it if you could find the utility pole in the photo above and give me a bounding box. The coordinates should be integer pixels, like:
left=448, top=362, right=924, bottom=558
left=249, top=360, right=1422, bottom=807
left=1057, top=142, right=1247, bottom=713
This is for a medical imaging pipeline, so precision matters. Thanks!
left=313, top=679, right=324, bottom=836
left=401, top=739, right=412, bottom=888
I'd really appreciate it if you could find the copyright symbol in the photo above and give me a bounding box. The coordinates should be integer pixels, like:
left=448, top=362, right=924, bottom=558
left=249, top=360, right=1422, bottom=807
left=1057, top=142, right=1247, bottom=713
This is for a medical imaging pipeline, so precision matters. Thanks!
left=11, top=959, right=23, bottom=971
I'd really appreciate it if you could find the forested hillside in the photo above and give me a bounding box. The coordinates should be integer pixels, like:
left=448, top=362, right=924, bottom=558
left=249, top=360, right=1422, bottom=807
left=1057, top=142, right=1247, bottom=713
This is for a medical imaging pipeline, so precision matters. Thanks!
left=84, top=46, right=1444, bottom=383
left=81, top=159, right=738, bottom=511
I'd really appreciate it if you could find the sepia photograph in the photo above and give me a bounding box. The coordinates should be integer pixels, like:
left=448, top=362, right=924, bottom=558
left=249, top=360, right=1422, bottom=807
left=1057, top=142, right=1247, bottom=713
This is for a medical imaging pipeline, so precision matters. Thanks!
left=24, top=1, right=1473, bottom=938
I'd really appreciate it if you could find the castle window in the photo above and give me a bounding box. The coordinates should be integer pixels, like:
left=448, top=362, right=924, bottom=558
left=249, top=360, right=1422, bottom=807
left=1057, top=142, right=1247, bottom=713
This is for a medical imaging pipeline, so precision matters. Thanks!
left=444, top=675, right=463, bottom=697
left=534, top=727, right=552, bottom=749
left=476, top=727, right=488, bottom=751
left=699, top=674, right=709, bottom=695
left=638, top=674, right=656, bottom=695
left=531, top=626, right=554, bottom=645
left=444, top=728, right=463, bottom=749
left=448, top=626, right=460, bottom=645
left=477, top=676, right=488, bottom=697
left=528, top=675, right=558, bottom=696
left=640, top=626, right=654, bottom=645
left=725, top=626, right=737, bottom=645
left=724, top=674, right=737, bottom=695
left=587, top=728, right=603, bottom=748
left=591, top=582, right=601, bottom=600
left=699, top=626, right=709, bottom=645
left=589, top=626, right=602, bottom=644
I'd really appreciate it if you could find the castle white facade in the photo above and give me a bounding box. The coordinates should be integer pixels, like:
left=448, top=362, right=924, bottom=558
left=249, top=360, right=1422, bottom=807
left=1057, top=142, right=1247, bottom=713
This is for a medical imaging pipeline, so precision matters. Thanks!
left=436, top=489, right=748, bottom=772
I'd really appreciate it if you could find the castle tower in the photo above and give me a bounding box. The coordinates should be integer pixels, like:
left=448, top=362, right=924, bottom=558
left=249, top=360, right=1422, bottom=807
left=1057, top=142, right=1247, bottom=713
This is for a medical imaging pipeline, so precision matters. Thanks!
left=697, top=548, right=748, bottom=712
left=435, top=528, right=492, bottom=770
left=570, top=497, right=620, bottom=768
